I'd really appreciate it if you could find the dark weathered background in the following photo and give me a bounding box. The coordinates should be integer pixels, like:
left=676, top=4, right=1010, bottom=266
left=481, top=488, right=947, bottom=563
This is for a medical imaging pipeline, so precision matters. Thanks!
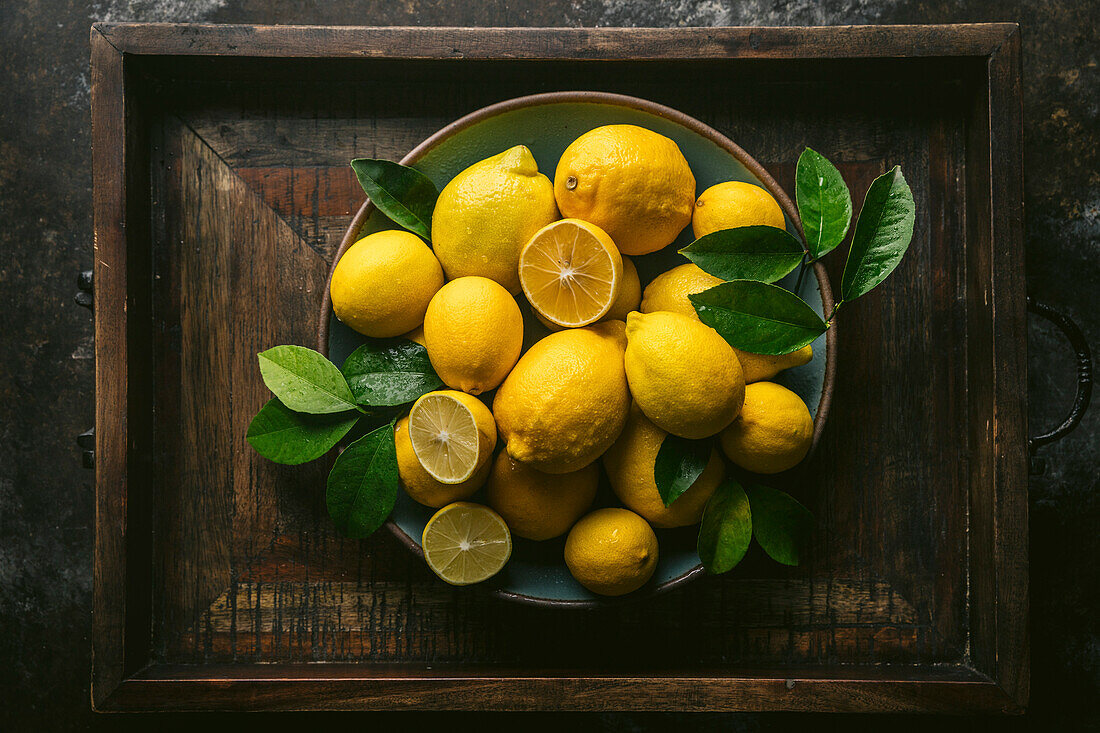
left=1, top=1, right=1095, bottom=730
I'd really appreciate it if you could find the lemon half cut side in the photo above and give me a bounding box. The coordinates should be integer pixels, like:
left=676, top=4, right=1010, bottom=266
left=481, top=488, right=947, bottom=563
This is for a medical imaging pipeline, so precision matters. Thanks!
left=421, top=502, right=512, bottom=585
left=519, top=219, right=623, bottom=328
left=408, top=390, right=496, bottom=484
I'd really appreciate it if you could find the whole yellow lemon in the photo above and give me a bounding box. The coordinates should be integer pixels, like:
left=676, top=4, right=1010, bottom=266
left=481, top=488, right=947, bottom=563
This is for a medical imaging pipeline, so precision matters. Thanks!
left=554, top=125, right=696, bottom=256
left=485, top=452, right=598, bottom=540
left=639, top=262, right=723, bottom=319
left=431, top=145, right=558, bottom=294
left=329, top=229, right=444, bottom=338
left=625, top=311, right=745, bottom=439
left=493, top=321, right=630, bottom=473
left=692, top=180, right=785, bottom=238
left=603, top=404, right=725, bottom=528
left=394, top=416, right=489, bottom=508
left=564, top=508, right=659, bottom=596
left=423, top=276, right=524, bottom=395
left=720, top=381, right=813, bottom=474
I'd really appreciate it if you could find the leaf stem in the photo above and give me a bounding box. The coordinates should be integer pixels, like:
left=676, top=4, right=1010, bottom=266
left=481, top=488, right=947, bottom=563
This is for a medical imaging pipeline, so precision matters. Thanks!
left=793, top=253, right=815, bottom=294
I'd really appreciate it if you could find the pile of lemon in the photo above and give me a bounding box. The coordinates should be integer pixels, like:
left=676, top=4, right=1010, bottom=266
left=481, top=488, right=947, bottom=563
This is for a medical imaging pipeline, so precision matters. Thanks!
left=330, top=125, right=815, bottom=596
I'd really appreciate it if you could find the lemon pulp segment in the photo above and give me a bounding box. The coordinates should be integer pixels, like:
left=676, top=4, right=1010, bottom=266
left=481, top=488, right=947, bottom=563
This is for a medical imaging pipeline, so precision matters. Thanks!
left=409, top=393, right=483, bottom=484
left=421, top=502, right=512, bottom=585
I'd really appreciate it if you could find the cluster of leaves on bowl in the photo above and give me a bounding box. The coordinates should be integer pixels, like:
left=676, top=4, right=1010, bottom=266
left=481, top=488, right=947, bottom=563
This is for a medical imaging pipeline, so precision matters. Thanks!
left=247, top=149, right=914, bottom=578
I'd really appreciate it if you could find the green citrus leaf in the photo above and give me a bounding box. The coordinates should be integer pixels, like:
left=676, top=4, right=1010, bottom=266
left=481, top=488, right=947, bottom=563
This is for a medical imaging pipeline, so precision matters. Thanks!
left=795, top=147, right=853, bottom=260
left=745, top=484, right=813, bottom=566
left=654, top=434, right=712, bottom=507
left=350, top=159, right=438, bottom=240
left=840, top=166, right=915, bottom=302
left=689, top=280, right=827, bottom=356
left=341, top=338, right=443, bottom=407
left=326, top=423, right=399, bottom=539
left=257, top=345, right=358, bottom=414
left=679, top=225, right=804, bottom=283
left=246, top=398, right=358, bottom=465
left=697, top=479, right=752, bottom=574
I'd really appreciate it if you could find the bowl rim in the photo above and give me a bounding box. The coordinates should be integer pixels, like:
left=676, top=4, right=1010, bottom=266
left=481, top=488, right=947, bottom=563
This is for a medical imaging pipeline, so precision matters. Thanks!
left=317, top=90, right=837, bottom=609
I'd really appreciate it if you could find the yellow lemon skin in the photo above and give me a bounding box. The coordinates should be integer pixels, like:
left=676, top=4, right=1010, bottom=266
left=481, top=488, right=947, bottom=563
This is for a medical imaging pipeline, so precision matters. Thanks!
left=554, top=125, right=696, bottom=256
left=604, top=256, right=641, bottom=322
left=564, top=508, right=658, bottom=596
left=485, top=452, right=598, bottom=541
left=640, top=262, right=723, bottom=319
left=603, top=404, right=724, bottom=528
left=395, top=416, right=489, bottom=508
left=720, top=381, right=813, bottom=474
left=736, top=344, right=813, bottom=383
left=400, top=324, right=426, bottom=347
left=493, top=320, right=630, bottom=474
left=330, top=230, right=444, bottom=338
left=431, top=145, right=559, bottom=294
left=692, top=180, right=786, bottom=238
left=625, top=311, right=745, bottom=439
left=423, top=276, right=524, bottom=395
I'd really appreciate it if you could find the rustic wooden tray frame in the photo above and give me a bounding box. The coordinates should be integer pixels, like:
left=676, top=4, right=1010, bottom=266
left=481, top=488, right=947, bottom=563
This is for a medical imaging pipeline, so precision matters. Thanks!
left=91, top=23, right=1027, bottom=713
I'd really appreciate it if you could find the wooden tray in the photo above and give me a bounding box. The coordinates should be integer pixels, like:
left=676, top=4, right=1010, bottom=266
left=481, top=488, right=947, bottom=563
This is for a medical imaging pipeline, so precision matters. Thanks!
left=90, top=23, right=1027, bottom=713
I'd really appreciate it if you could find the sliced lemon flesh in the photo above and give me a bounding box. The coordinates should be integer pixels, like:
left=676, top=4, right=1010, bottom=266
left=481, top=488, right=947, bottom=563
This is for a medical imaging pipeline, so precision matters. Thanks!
left=421, top=502, right=512, bottom=585
left=519, top=218, right=623, bottom=328
left=408, top=391, right=493, bottom=484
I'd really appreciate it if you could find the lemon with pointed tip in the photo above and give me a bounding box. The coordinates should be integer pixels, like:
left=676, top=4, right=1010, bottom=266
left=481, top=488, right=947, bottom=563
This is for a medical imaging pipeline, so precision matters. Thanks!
left=421, top=502, right=512, bottom=585
left=519, top=218, right=623, bottom=328
left=555, top=125, right=696, bottom=256
left=329, top=230, right=444, bottom=337
left=493, top=321, right=629, bottom=473
left=485, top=452, right=598, bottom=540
left=625, top=311, right=745, bottom=439
left=423, top=276, right=523, bottom=395
left=603, top=404, right=725, bottom=528
left=565, top=508, right=658, bottom=596
left=431, top=145, right=559, bottom=294
left=408, top=390, right=496, bottom=484
left=395, top=416, right=490, bottom=508
left=719, top=381, right=813, bottom=474
left=692, top=180, right=785, bottom=238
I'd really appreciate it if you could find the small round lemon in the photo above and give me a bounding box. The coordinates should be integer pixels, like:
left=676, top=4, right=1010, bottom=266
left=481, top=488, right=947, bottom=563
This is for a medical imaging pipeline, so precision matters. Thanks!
left=423, top=276, right=524, bottom=395
left=692, top=180, right=785, bottom=238
left=625, top=311, right=745, bottom=439
left=329, top=230, right=444, bottom=337
left=639, top=262, right=723, bottom=319
left=565, top=508, right=659, bottom=596
left=736, top=344, right=813, bottom=384
left=555, top=125, right=696, bottom=256
left=603, top=404, right=725, bottom=528
left=720, top=381, right=813, bottom=474
left=604, top=256, right=641, bottom=322
left=431, top=145, right=559, bottom=294
left=395, top=416, right=489, bottom=508
left=408, top=390, right=496, bottom=484
left=485, top=452, right=598, bottom=541
left=493, top=321, right=629, bottom=474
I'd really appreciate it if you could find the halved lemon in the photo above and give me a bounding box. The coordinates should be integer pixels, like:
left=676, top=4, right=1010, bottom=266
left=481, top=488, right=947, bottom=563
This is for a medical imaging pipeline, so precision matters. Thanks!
left=421, top=502, right=512, bottom=585
left=408, top=390, right=496, bottom=484
left=519, top=218, right=623, bottom=328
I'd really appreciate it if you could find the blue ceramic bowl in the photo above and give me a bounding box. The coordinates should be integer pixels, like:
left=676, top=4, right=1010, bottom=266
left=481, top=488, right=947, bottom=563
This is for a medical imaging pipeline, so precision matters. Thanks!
left=320, top=92, right=836, bottom=608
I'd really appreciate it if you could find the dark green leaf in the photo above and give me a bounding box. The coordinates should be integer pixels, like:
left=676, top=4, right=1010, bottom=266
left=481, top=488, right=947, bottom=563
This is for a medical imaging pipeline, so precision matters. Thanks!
left=350, top=159, right=438, bottom=240
left=246, top=398, right=358, bottom=465
left=326, top=423, right=399, bottom=539
left=795, top=147, right=853, bottom=260
left=341, top=338, right=443, bottom=407
left=257, top=345, right=358, bottom=414
left=690, top=280, right=828, bottom=356
left=840, top=166, right=915, bottom=302
left=745, top=484, right=813, bottom=566
left=697, top=479, right=752, bottom=574
left=679, top=226, right=804, bottom=283
left=654, top=434, right=712, bottom=507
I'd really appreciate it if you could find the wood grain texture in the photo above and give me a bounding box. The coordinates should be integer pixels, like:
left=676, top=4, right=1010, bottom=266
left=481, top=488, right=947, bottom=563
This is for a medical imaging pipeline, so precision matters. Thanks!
left=90, top=23, right=1027, bottom=713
